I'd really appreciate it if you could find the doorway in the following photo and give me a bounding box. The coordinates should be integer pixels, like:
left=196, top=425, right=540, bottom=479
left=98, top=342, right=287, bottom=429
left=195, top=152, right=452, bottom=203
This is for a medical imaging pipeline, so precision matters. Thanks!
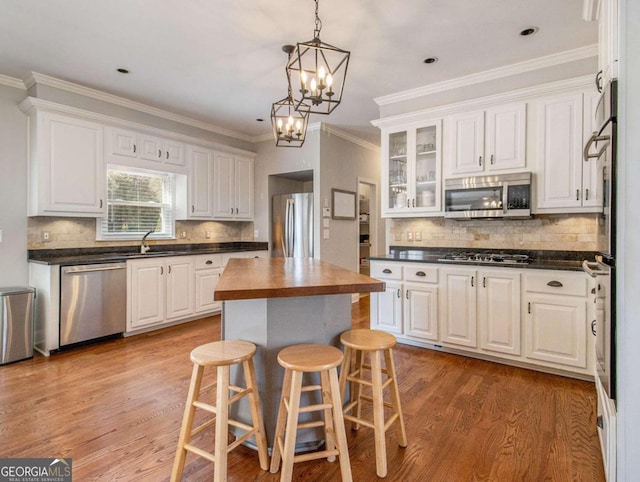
left=357, top=179, right=378, bottom=277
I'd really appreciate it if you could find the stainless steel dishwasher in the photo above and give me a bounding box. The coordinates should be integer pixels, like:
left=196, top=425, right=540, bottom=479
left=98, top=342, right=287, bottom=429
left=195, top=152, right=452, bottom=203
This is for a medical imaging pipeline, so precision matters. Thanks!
left=60, top=262, right=126, bottom=347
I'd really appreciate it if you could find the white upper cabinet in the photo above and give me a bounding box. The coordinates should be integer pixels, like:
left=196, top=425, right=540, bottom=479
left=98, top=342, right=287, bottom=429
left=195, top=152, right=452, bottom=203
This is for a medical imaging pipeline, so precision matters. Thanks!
left=187, top=145, right=215, bottom=219
left=23, top=107, right=106, bottom=217
left=108, top=127, right=186, bottom=169
left=534, top=91, right=602, bottom=212
left=446, top=102, right=526, bottom=176
left=381, top=119, right=442, bottom=217
left=212, top=153, right=254, bottom=220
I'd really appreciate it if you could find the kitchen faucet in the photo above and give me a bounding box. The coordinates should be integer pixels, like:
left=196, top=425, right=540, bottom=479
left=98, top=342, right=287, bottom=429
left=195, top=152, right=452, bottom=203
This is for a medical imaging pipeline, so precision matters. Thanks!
left=140, top=229, right=155, bottom=254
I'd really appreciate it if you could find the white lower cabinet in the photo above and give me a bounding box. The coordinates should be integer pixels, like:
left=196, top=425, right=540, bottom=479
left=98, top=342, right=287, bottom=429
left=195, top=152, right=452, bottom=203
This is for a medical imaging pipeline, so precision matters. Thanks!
left=440, top=268, right=477, bottom=348
left=128, top=256, right=194, bottom=331
left=523, top=271, right=589, bottom=370
left=194, top=254, right=223, bottom=314
left=479, top=270, right=521, bottom=356
left=370, top=260, right=591, bottom=377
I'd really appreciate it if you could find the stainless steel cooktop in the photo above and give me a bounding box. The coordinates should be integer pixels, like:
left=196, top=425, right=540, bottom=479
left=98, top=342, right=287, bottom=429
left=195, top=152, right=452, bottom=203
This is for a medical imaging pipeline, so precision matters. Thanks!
left=438, top=252, right=531, bottom=265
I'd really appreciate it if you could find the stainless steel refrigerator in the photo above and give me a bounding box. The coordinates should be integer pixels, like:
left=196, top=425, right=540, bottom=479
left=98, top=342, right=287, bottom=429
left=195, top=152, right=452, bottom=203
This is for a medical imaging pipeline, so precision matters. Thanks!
left=272, top=193, right=314, bottom=258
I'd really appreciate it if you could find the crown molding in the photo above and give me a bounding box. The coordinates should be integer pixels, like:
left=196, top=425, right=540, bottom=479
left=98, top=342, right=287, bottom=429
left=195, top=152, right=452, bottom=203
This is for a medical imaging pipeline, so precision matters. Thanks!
left=0, top=74, right=26, bottom=90
left=371, top=74, right=594, bottom=129
left=19, top=97, right=256, bottom=157
left=320, top=124, right=379, bottom=152
left=374, top=45, right=598, bottom=107
left=24, top=72, right=254, bottom=142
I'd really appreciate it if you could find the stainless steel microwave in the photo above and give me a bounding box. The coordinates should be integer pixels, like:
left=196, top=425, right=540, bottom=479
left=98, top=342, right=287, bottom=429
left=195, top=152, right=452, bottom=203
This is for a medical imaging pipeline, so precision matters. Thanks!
left=444, top=172, right=531, bottom=219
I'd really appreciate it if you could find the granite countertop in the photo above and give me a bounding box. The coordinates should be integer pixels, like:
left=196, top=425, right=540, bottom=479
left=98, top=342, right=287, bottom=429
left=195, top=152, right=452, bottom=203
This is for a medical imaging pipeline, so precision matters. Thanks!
left=28, top=241, right=269, bottom=266
left=215, top=258, right=384, bottom=301
left=369, top=246, right=596, bottom=272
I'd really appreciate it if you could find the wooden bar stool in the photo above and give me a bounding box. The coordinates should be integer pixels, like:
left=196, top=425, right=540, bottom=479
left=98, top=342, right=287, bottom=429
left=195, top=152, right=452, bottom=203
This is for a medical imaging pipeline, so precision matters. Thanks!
left=171, top=340, right=269, bottom=482
left=270, top=344, right=352, bottom=482
left=338, top=329, right=407, bottom=478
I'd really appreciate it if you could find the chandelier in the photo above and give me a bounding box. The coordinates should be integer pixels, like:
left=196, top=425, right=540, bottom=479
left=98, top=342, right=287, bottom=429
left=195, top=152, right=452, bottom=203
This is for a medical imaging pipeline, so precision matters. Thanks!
left=271, top=45, right=311, bottom=147
left=286, top=0, right=350, bottom=115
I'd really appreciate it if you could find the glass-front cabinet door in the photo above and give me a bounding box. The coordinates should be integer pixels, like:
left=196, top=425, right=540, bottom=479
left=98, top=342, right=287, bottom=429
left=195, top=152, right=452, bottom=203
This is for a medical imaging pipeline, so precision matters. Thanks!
left=381, top=119, right=442, bottom=216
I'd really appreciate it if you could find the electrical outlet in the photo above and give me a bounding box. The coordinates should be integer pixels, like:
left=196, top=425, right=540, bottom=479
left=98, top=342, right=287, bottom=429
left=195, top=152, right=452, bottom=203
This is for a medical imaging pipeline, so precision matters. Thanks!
left=394, top=232, right=402, bottom=241
left=407, top=232, right=414, bottom=242
left=42, top=231, right=50, bottom=242
left=205, top=231, right=211, bottom=239
left=415, top=232, right=422, bottom=242
left=180, top=231, right=187, bottom=239
left=323, top=229, right=330, bottom=239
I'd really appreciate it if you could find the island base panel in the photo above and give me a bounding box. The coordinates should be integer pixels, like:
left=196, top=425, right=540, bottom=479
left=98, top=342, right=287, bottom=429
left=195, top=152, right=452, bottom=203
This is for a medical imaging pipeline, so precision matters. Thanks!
left=222, top=294, right=352, bottom=451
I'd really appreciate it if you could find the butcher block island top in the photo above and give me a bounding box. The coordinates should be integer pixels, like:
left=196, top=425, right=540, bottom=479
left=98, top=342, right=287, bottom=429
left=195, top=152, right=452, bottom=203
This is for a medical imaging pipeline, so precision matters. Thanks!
left=215, top=257, right=385, bottom=301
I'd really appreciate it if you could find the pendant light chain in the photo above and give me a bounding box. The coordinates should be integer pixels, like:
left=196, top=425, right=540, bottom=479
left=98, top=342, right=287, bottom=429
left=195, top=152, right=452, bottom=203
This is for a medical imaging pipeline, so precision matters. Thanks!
left=313, top=0, right=322, bottom=38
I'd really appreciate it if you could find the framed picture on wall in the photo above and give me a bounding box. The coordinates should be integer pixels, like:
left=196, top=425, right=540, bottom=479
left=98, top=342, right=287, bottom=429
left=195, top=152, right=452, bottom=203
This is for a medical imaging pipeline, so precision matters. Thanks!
left=331, top=189, right=356, bottom=220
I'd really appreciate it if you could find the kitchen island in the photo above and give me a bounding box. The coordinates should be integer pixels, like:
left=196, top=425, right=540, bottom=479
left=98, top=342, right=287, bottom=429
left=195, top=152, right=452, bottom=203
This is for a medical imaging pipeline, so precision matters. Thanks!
left=214, top=257, right=384, bottom=449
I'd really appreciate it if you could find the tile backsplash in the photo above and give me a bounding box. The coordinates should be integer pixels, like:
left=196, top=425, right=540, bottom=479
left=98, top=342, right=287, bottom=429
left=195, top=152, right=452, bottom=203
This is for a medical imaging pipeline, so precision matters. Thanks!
left=28, top=217, right=254, bottom=249
left=388, top=214, right=598, bottom=252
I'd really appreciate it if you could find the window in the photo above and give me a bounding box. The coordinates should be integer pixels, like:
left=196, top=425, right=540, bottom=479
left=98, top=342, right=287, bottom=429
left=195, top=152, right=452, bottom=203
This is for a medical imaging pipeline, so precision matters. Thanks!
left=97, top=167, right=175, bottom=240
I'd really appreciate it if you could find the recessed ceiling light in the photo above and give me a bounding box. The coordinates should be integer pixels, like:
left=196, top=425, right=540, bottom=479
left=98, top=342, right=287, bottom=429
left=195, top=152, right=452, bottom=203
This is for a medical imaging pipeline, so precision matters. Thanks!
left=423, top=57, right=438, bottom=64
left=519, top=27, right=538, bottom=36
left=116, top=68, right=130, bottom=74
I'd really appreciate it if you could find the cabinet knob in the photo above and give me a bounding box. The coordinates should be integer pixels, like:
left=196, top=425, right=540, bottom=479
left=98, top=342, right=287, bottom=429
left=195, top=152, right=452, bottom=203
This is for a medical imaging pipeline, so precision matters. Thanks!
left=382, top=268, right=392, bottom=274
left=547, top=280, right=563, bottom=288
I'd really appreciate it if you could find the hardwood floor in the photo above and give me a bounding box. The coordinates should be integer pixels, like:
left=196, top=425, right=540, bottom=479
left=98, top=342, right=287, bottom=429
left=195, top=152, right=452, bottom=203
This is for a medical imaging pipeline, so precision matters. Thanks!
left=0, top=297, right=604, bottom=481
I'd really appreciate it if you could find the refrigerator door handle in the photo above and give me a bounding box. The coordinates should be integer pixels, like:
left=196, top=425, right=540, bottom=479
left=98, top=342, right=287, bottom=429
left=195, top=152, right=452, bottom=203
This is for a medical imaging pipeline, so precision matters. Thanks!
left=284, top=198, right=295, bottom=257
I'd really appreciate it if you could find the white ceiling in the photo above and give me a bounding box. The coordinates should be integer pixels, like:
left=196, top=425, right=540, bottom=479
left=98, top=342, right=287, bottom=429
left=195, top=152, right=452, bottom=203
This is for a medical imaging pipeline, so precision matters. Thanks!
left=0, top=0, right=597, bottom=145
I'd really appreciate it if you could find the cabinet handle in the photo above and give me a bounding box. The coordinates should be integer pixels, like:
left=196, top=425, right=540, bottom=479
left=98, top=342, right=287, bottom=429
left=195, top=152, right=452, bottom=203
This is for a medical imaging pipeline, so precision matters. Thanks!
left=236, top=207, right=239, bottom=214
left=166, top=151, right=169, bottom=159
left=528, top=302, right=531, bottom=314
left=382, top=268, right=392, bottom=274
left=168, top=265, right=172, bottom=274
left=407, top=199, right=410, bottom=208
left=483, top=276, right=486, bottom=288
left=595, top=70, right=603, bottom=93
left=490, top=154, right=494, bottom=165
left=416, top=271, right=426, bottom=277
left=206, top=260, right=213, bottom=265
left=191, top=205, right=194, bottom=213
left=230, top=208, right=234, bottom=215
left=133, top=144, right=136, bottom=153
left=160, top=266, right=163, bottom=275
left=158, top=149, right=162, bottom=158
left=591, top=319, right=597, bottom=336
left=471, top=276, right=474, bottom=287
left=596, top=415, right=604, bottom=429
left=576, top=189, right=580, bottom=201
left=585, top=188, right=589, bottom=200
left=478, top=156, right=482, bottom=167
left=547, top=280, right=563, bottom=288
left=99, top=199, right=103, bottom=208
left=412, top=198, right=415, bottom=208
left=396, top=289, right=401, bottom=298
left=406, top=290, right=409, bottom=299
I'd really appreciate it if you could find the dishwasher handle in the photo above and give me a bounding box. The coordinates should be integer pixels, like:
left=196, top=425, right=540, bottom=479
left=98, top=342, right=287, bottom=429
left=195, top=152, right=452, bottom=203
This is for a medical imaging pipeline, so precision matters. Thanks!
left=62, top=264, right=126, bottom=274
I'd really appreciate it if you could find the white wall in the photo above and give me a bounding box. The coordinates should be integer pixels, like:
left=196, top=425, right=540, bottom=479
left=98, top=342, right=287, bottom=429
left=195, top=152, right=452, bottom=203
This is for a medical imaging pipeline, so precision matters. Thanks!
left=0, top=84, right=28, bottom=286
left=318, top=129, right=380, bottom=271
left=616, top=0, right=640, bottom=478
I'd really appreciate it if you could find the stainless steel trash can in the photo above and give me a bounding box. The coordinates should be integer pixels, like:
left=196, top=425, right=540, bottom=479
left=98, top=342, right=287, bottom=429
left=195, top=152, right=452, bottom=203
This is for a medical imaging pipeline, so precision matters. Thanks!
left=0, top=287, right=35, bottom=365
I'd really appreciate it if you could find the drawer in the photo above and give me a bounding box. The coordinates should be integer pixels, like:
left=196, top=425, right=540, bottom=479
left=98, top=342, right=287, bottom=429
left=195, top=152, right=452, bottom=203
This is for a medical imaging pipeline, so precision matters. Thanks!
left=193, top=254, right=222, bottom=270
left=371, top=262, right=403, bottom=280
left=404, top=265, right=438, bottom=283
left=525, top=272, right=587, bottom=297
